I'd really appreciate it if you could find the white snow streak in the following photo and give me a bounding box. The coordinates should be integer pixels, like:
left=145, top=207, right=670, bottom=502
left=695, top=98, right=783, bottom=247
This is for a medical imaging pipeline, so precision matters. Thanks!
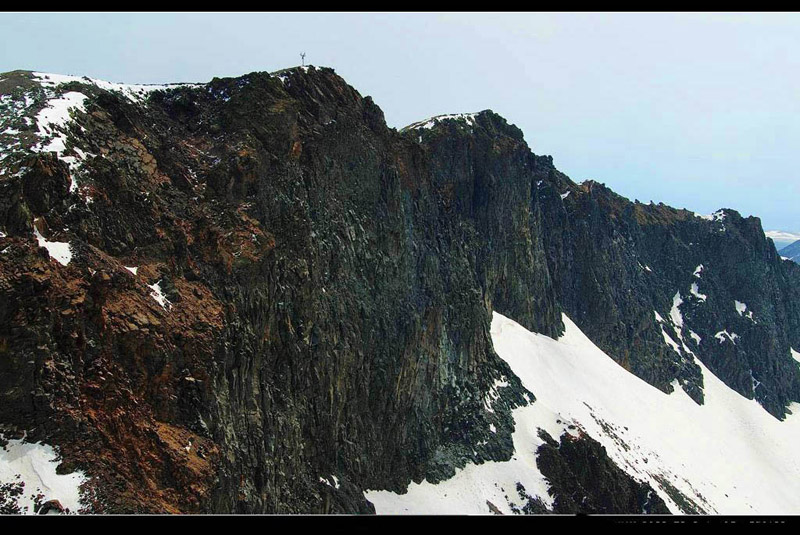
left=147, top=280, right=171, bottom=309
left=715, top=330, right=740, bottom=345
left=689, top=330, right=703, bottom=345
left=690, top=282, right=707, bottom=302
left=669, top=292, right=684, bottom=331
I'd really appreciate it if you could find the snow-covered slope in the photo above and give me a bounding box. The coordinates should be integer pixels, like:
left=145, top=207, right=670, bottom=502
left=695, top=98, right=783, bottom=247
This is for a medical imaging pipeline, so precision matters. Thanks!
left=0, top=437, right=87, bottom=513
left=779, top=239, right=800, bottom=263
left=366, top=312, right=800, bottom=515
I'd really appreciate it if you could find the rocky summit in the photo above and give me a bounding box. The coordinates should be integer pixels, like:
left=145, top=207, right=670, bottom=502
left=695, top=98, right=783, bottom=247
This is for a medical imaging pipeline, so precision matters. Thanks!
left=0, top=66, right=799, bottom=515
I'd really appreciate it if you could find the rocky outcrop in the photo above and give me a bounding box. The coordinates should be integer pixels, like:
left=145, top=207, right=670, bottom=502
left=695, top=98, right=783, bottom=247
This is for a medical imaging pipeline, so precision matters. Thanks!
left=535, top=429, right=670, bottom=514
left=406, top=113, right=563, bottom=339
left=0, top=65, right=798, bottom=514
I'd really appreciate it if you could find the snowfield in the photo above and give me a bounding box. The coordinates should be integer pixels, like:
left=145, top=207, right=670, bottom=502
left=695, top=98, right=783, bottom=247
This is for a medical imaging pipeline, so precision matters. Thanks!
left=366, top=312, right=800, bottom=515
left=0, top=437, right=86, bottom=513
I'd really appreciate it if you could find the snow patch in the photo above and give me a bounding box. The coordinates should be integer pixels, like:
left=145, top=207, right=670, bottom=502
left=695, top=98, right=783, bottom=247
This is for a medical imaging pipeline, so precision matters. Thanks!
left=29, top=91, right=97, bottom=193
left=33, top=72, right=202, bottom=103
left=696, top=211, right=727, bottom=232
left=32, top=91, right=87, bottom=163
left=734, top=301, right=756, bottom=322
left=33, top=226, right=72, bottom=266
left=366, top=395, right=564, bottom=514
left=689, top=330, right=702, bottom=345
left=0, top=436, right=87, bottom=514
left=661, top=329, right=682, bottom=356
left=669, top=292, right=684, bottom=331
left=492, top=314, right=800, bottom=514
left=690, top=282, right=707, bottom=302
left=715, top=330, right=739, bottom=345
left=147, top=280, right=171, bottom=310
left=697, top=210, right=726, bottom=222
left=406, top=113, right=479, bottom=131
left=319, top=475, right=340, bottom=489
left=750, top=370, right=762, bottom=394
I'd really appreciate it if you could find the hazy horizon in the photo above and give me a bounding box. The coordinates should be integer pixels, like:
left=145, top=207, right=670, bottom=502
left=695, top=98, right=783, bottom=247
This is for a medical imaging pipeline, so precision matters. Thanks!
left=2, top=12, right=797, bottom=244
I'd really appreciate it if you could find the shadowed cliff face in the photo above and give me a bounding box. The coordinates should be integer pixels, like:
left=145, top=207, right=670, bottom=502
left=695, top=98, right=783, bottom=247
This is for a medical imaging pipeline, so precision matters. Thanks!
left=535, top=429, right=671, bottom=514
left=541, top=181, right=800, bottom=417
left=408, top=113, right=563, bottom=339
left=0, top=66, right=798, bottom=513
left=406, top=110, right=800, bottom=419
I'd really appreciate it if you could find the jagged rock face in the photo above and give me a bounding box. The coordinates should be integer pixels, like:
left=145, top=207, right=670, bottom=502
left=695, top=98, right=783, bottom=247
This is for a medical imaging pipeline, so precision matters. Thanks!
left=535, top=430, right=670, bottom=514
left=540, top=182, right=800, bottom=418
left=0, top=65, right=799, bottom=513
left=0, top=68, right=532, bottom=513
left=411, top=112, right=800, bottom=419
left=407, top=114, right=563, bottom=339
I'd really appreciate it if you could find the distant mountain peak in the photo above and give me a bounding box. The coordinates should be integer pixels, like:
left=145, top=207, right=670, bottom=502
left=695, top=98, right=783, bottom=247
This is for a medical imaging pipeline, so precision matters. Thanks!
left=780, top=239, right=800, bottom=263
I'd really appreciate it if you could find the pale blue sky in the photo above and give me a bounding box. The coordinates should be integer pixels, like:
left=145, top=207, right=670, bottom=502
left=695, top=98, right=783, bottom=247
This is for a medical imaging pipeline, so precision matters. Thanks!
left=2, top=12, right=797, bottom=246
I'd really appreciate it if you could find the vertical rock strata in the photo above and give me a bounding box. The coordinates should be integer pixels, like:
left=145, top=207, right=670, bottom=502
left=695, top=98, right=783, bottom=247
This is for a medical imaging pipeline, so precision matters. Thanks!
left=0, top=66, right=797, bottom=512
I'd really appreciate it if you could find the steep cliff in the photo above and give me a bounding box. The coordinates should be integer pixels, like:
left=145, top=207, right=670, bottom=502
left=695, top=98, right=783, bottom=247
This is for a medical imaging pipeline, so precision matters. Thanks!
left=0, top=67, right=535, bottom=513
left=542, top=182, right=800, bottom=418
left=0, top=66, right=798, bottom=514
left=403, top=110, right=800, bottom=419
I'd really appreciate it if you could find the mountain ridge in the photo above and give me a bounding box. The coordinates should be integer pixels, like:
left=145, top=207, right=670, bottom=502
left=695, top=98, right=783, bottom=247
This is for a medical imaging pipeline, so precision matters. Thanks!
left=780, top=239, right=800, bottom=263
left=1, top=65, right=799, bottom=514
